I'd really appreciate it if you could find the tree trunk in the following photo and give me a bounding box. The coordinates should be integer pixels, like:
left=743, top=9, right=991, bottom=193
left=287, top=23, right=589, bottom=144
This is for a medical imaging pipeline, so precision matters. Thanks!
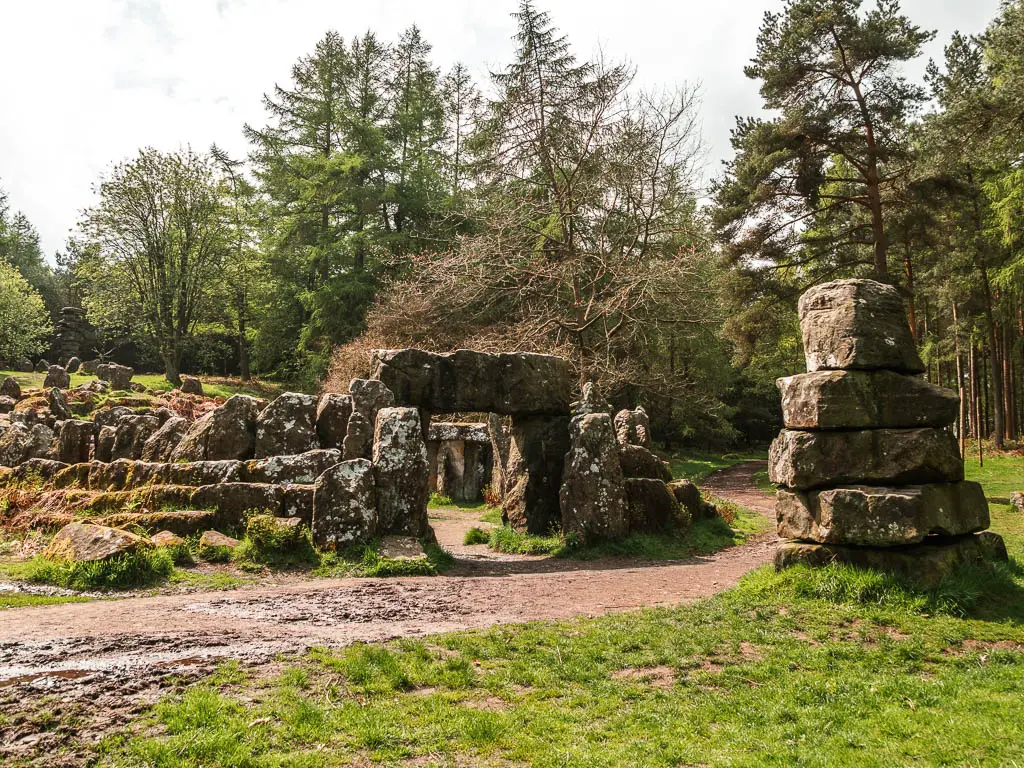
left=238, top=298, right=250, bottom=382
left=903, top=240, right=916, bottom=337
left=952, top=300, right=965, bottom=459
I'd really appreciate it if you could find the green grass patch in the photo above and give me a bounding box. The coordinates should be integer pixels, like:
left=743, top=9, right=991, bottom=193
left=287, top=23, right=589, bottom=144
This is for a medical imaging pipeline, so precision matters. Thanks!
left=963, top=445, right=1024, bottom=508
left=479, top=507, right=503, bottom=525
left=316, top=540, right=454, bottom=578
left=231, top=515, right=318, bottom=568
left=668, top=448, right=768, bottom=483
left=488, top=525, right=569, bottom=555
left=0, top=592, right=89, bottom=609
left=166, top=570, right=256, bottom=591
left=0, top=548, right=174, bottom=591
left=463, top=526, right=490, bottom=545
left=0, top=370, right=286, bottom=401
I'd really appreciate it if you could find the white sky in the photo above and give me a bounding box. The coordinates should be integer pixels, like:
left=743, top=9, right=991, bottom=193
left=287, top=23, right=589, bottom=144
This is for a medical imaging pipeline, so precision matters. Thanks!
left=0, top=0, right=999, bottom=258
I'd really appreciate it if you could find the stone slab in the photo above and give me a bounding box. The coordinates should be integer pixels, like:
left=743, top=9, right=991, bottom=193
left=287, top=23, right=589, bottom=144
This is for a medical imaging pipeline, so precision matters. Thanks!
left=768, top=427, right=963, bottom=490
left=776, top=482, right=989, bottom=545
left=778, top=370, right=958, bottom=430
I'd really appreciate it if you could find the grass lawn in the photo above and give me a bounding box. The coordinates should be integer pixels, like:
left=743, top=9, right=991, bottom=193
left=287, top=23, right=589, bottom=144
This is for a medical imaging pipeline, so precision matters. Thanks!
left=0, top=370, right=285, bottom=399
left=94, top=449, right=1024, bottom=767
left=0, top=592, right=89, bottom=610
left=669, top=448, right=769, bottom=483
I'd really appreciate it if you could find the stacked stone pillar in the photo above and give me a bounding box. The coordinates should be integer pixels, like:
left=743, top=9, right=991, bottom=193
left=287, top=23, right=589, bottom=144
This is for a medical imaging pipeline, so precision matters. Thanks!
left=770, top=279, right=1006, bottom=583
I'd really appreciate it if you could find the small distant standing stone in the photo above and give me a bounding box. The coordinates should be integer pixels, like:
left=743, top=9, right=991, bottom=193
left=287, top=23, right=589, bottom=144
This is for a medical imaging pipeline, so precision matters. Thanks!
left=65, top=356, right=82, bottom=374
left=44, top=365, right=70, bottom=389
left=180, top=376, right=203, bottom=395
left=1011, top=492, right=1024, bottom=513
left=0, top=376, right=21, bottom=400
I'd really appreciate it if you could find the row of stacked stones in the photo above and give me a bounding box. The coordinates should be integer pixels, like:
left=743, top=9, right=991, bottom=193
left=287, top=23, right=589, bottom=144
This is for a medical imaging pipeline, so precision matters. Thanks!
left=426, top=422, right=493, bottom=502
left=770, top=279, right=1006, bottom=583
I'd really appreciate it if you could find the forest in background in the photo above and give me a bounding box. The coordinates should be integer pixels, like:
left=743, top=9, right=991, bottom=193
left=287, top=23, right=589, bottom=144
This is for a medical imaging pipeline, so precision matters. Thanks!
left=1, top=0, right=1022, bottom=449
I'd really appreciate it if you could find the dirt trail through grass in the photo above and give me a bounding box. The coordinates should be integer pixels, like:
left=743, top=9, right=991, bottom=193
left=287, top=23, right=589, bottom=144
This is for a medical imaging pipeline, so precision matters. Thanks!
left=0, top=462, right=776, bottom=684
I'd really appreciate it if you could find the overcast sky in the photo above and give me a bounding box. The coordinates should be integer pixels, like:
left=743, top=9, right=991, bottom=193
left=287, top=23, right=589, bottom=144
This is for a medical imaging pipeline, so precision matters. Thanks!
left=0, top=0, right=999, bottom=258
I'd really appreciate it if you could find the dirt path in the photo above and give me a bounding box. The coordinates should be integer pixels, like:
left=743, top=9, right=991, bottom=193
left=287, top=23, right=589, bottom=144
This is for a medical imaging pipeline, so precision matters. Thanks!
left=1, top=461, right=776, bottom=765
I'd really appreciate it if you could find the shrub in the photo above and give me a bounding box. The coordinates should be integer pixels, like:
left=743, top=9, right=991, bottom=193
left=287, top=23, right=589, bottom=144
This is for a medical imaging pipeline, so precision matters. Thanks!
left=488, top=526, right=570, bottom=556
left=21, top=547, right=174, bottom=590
left=428, top=492, right=454, bottom=508
left=463, top=527, right=490, bottom=545
left=235, top=514, right=317, bottom=567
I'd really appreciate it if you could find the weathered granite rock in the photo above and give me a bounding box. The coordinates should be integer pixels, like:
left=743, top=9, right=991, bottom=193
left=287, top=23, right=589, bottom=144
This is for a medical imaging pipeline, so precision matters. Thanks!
left=774, top=532, right=1008, bottom=587
left=170, top=394, right=261, bottom=462
left=140, top=416, right=188, bottom=462
left=624, top=478, right=680, bottom=534
left=190, top=483, right=284, bottom=519
left=0, top=422, right=53, bottom=466
left=282, top=485, right=314, bottom=523
left=778, top=369, right=959, bottom=430
left=95, top=509, right=215, bottom=537
left=110, top=415, right=161, bottom=461
left=2, top=458, right=67, bottom=485
left=35, top=359, right=49, bottom=373
left=370, top=348, right=572, bottom=415
left=56, top=419, right=94, bottom=464
left=254, top=392, right=318, bottom=458
left=246, top=449, right=342, bottom=485
left=798, top=279, right=924, bottom=374
left=44, top=365, right=70, bottom=389
left=315, top=393, right=353, bottom=451
left=342, top=411, right=373, bottom=461
left=1011, top=491, right=1024, bottom=513
left=618, top=444, right=672, bottom=482
left=560, top=411, right=629, bottom=542
left=93, top=406, right=133, bottom=431
left=503, top=414, right=570, bottom=534
left=45, top=522, right=152, bottom=562
left=379, top=535, right=426, bottom=560
left=575, top=381, right=609, bottom=416
left=312, top=459, right=377, bottom=548
left=614, top=407, right=652, bottom=447
left=487, top=413, right=512, bottom=499
left=151, top=530, right=186, bottom=548
left=95, top=426, right=116, bottom=463
left=768, top=427, right=963, bottom=490
left=180, top=376, right=203, bottom=395
left=428, top=422, right=491, bottom=443
left=65, top=356, right=81, bottom=374
left=16, top=357, right=32, bottom=373
left=198, top=530, right=239, bottom=558
left=96, top=362, right=134, bottom=390
left=777, top=482, right=990, bottom=546
left=668, top=479, right=704, bottom=520
left=48, top=387, right=72, bottom=420
left=166, top=460, right=246, bottom=487
left=0, top=396, right=14, bottom=414
left=80, top=359, right=99, bottom=375
left=246, top=514, right=307, bottom=551
left=434, top=438, right=491, bottom=503
left=372, top=407, right=431, bottom=538
left=0, top=376, right=21, bottom=399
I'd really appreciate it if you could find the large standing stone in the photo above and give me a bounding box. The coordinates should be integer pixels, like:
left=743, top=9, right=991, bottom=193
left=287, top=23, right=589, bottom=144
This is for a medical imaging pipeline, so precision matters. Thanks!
left=0, top=376, right=21, bottom=399
left=140, top=416, right=189, bottom=462
left=778, top=369, right=959, bottom=430
left=768, top=427, right=963, bottom=490
left=166, top=460, right=246, bottom=486
left=96, top=362, right=134, bottom=391
left=372, top=407, right=431, bottom=538
left=44, top=522, right=152, bottom=562
left=776, top=482, right=990, bottom=546
left=170, top=394, right=262, bottom=462
left=180, top=376, right=203, bottom=395
left=315, top=393, right=353, bottom=451
left=254, top=392, right=318, bottom=458
left=503, top=414, right=570, bottom=534
left=0, top=422, right=53, bottom=466
left=35, top=359, right=49, bottom=373
left=560, top=411, right=629, bottom=542
left=44, top=365, right=70, bottom=389
left=0, top=396, right=14, bottom=414
left=346, top=380, right=395, bottom=459
left=775, top=533, right=1008, bottom=588
left=95, top=425, right=116, bottom=463
left=48, top=387, right=72, bottom=420
left=56, top=419, right=94, bottom=464
left=312, top=459, right=377, bottom=548
left=614, top=407, right=652, bottom=447
left=342, top=410, right=373, bottom=461
left=1011, top=491, right=1024, bottom=513
left=65, top=356, right=81, bottom=374
left=246, top=449, right=342, bottom=484
left=110, top=415, right=161, bottom=461
left=624, top=478, right=680, bottom=534
left=370, top=348, right=572, bottom=415
left=798, top=279, right=924, bottom=374
left=93, top=406, right=133, bottom=431
left=487, top=413, right=511, bottom=499
left=15, top=358, right=33, bottom=373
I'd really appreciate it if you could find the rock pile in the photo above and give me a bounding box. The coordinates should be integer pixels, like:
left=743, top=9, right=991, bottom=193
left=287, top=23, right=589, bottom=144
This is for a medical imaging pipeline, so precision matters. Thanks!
left=770, top=279, right=1006, bottom=583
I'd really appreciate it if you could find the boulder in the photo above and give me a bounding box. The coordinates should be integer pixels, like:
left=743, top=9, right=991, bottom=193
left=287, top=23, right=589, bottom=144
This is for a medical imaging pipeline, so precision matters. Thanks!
left=315, top=393, right=353, bottom=451
left=48, top=387, right=72, bottom=420
left=624, top=478, right=679, bottom=534
left=110, top=415, right=161, bottom=461
left=180, top=376, right=203, bottom=395
left=0, top=376, right=21, bottom=399
left=80, top=359, right=99, bottom=375
left=778, top=369, right=959, bottom=430
left=245, top=514, right=307, bottom=551
left=44, top=365, right=70, bottom=389
left=776, top=482, right=990, bottom=546
left=56, top=419, right=94, bottom=464
left=97, top=510, right=216, bottom=537
left=282, top=485, right=315, bottom=523
left=369, top=348, right=572, bottom=415
left=1011, top=492, right=1024, bottom=513
left=614, top=407, right=652, bottom=447
left=768, top=427, right=963, bottom=490
left=372, top=407, right=431, bottom=538
left=93, top=406, right=133, bottom=431
left=0, top=422, right=53, bottom=467
left=774, top=532, right=1008, bottom=588
left=379, top=535, right=426, bottom=561
left=140, top=416, right=189, bottom=462
left=170, top=394, right=261, bottom=462
left=668, top=479, right=703, bottom=520
left=16, top=357, right=33, bottom=373
left=574, top=381, right=610, bottom=416
left=190, top=482, right=284, bottom=520
left=166, top=460, right=246, bottom=487
left=35, top=359, right=49, bottom=373
left=151, top=530, right=185, bottom=547
left=65, top=356, right=81, bottom=374
left=342, top=410, right=373, bottom=461
left=44, top=522, right=152, bottom=562
left=0, top=396, right=14, bottom=414
left=312, top=458, right=377, bottom=548
left=618, top=444, right=672, bottom=482
left=95, top=426, right=116, bottom=463
left=254, top=392, right=318, bottom=458
left=428, top=422, right=491, bottom=443
left=798, top=279, right=924, bottom=374
left=3, top=458, right=67, bottom=485
left=559, top=411, right=629, bottom=542
left=96, top=362, right=134, bottom=390
left=246, top=449, right=343, bottom=484
left=503, top=414, right=570, bottom=534
left=198, top=530, right=240, bottom=559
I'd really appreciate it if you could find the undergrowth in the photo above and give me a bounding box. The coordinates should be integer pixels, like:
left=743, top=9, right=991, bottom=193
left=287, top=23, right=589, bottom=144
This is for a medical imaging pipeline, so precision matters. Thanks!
left=1, top=547, right=174, bottom=590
